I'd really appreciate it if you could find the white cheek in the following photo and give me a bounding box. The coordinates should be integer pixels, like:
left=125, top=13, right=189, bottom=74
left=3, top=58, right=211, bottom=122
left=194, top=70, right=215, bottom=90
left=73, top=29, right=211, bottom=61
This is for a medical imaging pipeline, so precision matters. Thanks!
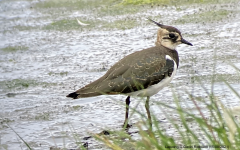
left=161, top=40, right=178, bottom=50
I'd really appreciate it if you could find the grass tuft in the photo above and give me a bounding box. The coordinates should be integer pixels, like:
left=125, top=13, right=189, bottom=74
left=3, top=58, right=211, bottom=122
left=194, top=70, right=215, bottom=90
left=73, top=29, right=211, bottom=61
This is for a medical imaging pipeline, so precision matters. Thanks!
left=92, top=65, right=240, bottom=149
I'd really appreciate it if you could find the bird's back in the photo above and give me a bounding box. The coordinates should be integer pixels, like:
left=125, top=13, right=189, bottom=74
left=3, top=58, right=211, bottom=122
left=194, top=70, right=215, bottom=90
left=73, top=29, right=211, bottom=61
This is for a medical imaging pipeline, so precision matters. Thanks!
left=67, top=45, right=179, bottom=99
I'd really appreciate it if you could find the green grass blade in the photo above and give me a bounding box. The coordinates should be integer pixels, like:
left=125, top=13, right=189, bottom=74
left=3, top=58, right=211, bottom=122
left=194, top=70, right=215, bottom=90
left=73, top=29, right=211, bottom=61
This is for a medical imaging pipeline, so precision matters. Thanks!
left=6, top=123, right=32, bottom=150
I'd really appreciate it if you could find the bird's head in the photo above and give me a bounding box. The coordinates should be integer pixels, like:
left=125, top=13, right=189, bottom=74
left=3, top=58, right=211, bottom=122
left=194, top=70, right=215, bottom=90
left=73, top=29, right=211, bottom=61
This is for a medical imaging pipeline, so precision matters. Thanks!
left=148, top=18, right=193, bottom=50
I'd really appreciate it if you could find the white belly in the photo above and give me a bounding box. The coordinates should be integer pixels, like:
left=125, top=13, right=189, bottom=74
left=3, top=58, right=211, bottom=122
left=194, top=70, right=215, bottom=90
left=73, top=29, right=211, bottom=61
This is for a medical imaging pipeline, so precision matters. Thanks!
left=127, top=55, right=177, bottom=97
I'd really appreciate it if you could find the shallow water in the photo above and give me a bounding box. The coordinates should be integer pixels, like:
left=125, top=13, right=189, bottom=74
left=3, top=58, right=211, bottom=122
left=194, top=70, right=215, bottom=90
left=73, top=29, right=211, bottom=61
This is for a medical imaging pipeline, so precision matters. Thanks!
left=0, top=0, right=240, bottom=149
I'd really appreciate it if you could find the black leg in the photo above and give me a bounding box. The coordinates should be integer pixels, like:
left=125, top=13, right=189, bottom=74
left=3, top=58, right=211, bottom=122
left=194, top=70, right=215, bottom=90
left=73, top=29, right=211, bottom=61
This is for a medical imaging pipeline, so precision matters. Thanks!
left=145, top=96, right=152, bottom=130
left=123, top=96, right=131, bottom=129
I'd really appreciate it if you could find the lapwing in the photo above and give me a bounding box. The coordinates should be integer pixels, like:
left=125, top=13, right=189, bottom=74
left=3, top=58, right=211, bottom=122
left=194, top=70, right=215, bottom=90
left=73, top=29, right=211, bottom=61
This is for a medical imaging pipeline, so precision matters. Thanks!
left=67, top=19, right=193, bottom=129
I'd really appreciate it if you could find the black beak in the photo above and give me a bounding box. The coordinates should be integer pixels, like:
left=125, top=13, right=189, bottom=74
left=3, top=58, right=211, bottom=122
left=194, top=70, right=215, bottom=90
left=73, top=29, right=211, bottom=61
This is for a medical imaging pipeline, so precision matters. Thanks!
left=181, top=38, right=193, bottom=46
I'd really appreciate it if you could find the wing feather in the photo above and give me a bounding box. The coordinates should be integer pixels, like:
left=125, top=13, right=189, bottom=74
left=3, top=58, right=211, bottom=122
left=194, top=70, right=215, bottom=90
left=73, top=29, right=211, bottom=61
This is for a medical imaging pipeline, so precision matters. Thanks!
left=71, top=46, right=178, bottom=98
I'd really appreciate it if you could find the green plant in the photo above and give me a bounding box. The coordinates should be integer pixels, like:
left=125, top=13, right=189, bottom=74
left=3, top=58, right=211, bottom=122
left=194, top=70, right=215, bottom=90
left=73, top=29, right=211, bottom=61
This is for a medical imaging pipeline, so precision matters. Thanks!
left=1, top=45, right=29, bottom=52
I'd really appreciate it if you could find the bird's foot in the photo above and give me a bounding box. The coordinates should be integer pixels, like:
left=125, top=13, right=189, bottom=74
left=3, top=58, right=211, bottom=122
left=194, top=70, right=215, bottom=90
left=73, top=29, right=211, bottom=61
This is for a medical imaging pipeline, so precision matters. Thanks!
left=82, top=130, right=110, bottom=140
left=98, top=130, right=110, bottom=135
left=122, top=123, right=132, bottom=129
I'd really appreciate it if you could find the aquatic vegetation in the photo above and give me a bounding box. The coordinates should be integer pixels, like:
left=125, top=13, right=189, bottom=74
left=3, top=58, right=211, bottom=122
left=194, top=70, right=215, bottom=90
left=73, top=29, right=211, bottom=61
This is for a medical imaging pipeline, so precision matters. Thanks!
left=48, top=71, right=68, bottom=76
left=44, top=18, right=138, bottom=31
left=34, top=112, right=51, bottom=120
left=0, top=79, right=57, bottom=91
left=72, top=105, right=82, bottom=110
left=44, top=19, right=80, bottom=31
left=175, top=9, right=232, bottom=24
left=36, top=0, right=143, bottom=31
left=1, top=45, right=29, bottom=52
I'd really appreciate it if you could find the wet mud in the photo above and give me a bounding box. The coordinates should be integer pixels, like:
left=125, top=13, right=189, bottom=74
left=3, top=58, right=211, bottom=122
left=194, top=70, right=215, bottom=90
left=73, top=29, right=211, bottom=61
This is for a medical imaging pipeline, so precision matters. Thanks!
left=0, top=0, right=240, bottom=149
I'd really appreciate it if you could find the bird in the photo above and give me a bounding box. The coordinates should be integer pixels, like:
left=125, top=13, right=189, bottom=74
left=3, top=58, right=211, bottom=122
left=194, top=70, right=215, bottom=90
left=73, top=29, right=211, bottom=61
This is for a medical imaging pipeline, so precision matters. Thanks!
left=66, top=18, right=193, bottom=129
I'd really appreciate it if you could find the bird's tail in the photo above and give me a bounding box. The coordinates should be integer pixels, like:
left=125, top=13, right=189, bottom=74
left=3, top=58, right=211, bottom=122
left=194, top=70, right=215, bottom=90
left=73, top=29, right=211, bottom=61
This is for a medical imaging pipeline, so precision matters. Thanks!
left=66, top=88, right=104, bottom=99
left=66, top=77, right=114, bottom=99
left=66, top=92, right=79, bottom=99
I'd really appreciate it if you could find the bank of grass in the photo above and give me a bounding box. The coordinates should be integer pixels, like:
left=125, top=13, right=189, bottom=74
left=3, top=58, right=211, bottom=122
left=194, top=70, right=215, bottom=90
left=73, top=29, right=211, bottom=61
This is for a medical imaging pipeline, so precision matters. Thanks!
left=121, top=0, right=238, bottom=5
left=35, top=0, right=119, bottom=9
left=35, top=0, right=138, bottom=17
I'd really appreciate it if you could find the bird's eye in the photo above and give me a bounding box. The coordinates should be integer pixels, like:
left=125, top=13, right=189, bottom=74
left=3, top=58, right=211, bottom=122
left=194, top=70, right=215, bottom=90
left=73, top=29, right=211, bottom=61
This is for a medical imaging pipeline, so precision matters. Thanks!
left=169, top=33, right=175, bottom=38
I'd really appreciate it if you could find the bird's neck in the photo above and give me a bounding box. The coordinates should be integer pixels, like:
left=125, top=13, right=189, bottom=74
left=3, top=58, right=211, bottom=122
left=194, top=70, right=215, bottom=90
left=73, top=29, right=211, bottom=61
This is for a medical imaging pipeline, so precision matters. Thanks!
left=156, top=45, right=179, bottom=68
left=168, top=49, right=179, bottom=68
